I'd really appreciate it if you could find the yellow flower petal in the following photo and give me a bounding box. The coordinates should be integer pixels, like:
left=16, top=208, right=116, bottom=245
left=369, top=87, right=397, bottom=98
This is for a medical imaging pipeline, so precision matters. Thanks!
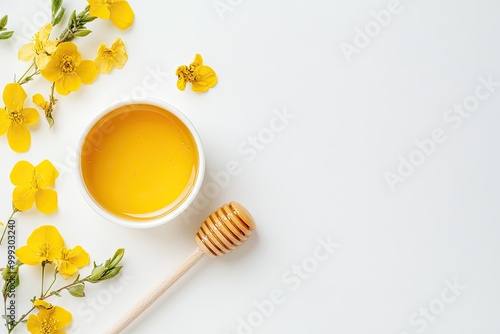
left=192, top=66, right=218, bottom=92
left=12, top=186, right=35, bottom=211
left=113, top=52, right=128, bottom=69
left=26, top=314, right=40, bottom=333
left=33, top=300, right=52, bottom=310
left=57, top=260, right=78, bottom=279
left=16, top=245, right=40, bottom=265
left=177, top=76, right=186, bottom=91
left=10, top=160, right=34, bottom=187
left=32, top=94, right=46, bottom=107
left=192, top=54, right=204, bottom=68
left=95, top=56, right=113, bottom=74
left=18, top=44, right=35, bottom=62
left=21, top=107, right=39, bottom=126
left=56, top=42, right=78, bottom=56
left=0, top=109, right=10, bottom=136
left=109, top=1, right=135, bottom=30
left=76, top=60, right=98, bottom=84
left=67, top=246, right=90, bottom=267
left=35, top=53, right=51, bottom=70
left=44, top=40, right=58, bottom=54
left=88, top=0, right=111, bottom=19
left=112, top=38, right=126, bottom=53
left=111, top=39, right=128, bottom=69
left=7, top=122, right=31, bottom=152
left=38, top=23, right=52, bottom=42
left=52, top=306, right=72, bottom=329
left=3, top=83, right=27, bottom=112
left=35, top=188, right=58, bottom=214
left=35, top=160, right=59, bottom=187
left=41, top=60, right=63, bottom=82
left=55, top=73, right=81, bottom=96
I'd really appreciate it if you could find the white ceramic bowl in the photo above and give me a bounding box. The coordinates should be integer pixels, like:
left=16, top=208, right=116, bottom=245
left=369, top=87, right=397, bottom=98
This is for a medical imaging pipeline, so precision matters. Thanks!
left=76, top=98, right=205, bottom=228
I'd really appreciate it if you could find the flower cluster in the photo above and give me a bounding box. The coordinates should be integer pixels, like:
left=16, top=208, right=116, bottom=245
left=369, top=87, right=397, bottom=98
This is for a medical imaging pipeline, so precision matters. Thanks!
left=16, top=225, right=89, bottom=279
left=2, top=225, right=124, bottom=333
left=0, top=0, right=132, bottom=149
left=0, top=0, right=220, bottom=332
left=0, top=1, right=132, bottom=332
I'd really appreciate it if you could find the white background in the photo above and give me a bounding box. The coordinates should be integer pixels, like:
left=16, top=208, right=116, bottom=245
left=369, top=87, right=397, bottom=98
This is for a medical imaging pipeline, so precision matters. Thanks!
left=0, top=0, right=499, bottom=333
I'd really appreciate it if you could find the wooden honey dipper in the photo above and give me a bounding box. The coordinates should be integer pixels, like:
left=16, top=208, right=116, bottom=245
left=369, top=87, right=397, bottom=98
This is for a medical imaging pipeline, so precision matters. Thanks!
left=105, top=201, right=256, bottom=334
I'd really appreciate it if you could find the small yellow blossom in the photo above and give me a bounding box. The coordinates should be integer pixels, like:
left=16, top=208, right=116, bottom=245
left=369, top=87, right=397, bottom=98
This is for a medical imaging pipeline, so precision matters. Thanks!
left=18, top=23, right=58, bottom=70
left=41, top=42, right=97, bottom=96
left=33, top=94, right=51, bottom=115
left=0, top=83, right=39, bottom=152
left=55, top=246, right=90, bottom=279
left=10, top=160, right=59, bottom=214
left=94, top=38, right=128, bottom=74
left=176, top=54, right=217, bottom=92
left=88, top=0, right=134, bottom=30
left=16, top=225, right=64, bottom=265
left=27, top=301, right=72, bottom=334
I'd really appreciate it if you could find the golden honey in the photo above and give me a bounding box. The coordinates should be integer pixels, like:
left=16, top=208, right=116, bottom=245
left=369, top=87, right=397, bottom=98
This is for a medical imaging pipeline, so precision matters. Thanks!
left=81, top=103, right=199, bottom=221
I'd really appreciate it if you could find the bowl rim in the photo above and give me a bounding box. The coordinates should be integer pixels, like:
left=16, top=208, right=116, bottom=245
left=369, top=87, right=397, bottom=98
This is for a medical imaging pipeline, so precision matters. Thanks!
left=75, top=97, right=205, bottom=229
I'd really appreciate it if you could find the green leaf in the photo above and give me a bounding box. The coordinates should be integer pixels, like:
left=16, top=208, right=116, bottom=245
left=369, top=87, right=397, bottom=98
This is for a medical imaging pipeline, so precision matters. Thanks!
left=81, top=15, right=97, bottom=23
left=73, top=274, right=81, bottom=283
left=68, top=10, right=76, bottom=29
left=89, top=265, right=107, bottom=282
left=106, top=248, right=125, bottom=269
left=99, top=266, right=122, bottom=281
left=52, top=8, right=66, bottom=26
left=0, top=15, right=7, bottom=29
left=73, top=29, right=91, bottom=37
left=46, top=113, right=54, bottom=128
left=68, top=283, right=85, bottom=297
left=0, top=31, right=13, bottom=40
left=52, top=0, right=63, bottom=17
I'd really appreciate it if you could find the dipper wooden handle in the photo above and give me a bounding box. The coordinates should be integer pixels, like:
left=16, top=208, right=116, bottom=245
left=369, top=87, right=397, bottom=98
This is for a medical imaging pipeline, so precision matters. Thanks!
left=105, top=201, right=255, bottom=334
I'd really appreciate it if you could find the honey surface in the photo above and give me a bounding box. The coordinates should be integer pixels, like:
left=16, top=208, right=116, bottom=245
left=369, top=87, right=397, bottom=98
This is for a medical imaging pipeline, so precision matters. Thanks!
left=81, top=104, right=198, bottom=220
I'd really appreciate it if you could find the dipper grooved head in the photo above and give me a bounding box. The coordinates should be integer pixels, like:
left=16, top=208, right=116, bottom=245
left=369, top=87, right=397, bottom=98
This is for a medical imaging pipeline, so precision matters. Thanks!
left=195, top=201, right=256, bottom=257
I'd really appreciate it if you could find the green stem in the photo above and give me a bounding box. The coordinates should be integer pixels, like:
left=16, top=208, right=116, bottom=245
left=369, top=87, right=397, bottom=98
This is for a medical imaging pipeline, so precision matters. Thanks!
left=40, top=263, right=46, bottom=297
left=10, top=306, right=35, bottom=331
left=16, top=61, right=36, bottom=85
left=6, top=275, right=89, bottom=332
left=0, top=209, right=18, bottom=245
left=41, top=274, right=91, bottom=300
left=43, top=271, right=58, bottom=297
left=59, top=7, right=90, bottom=43
left=3, top=295, right=8, bottom=332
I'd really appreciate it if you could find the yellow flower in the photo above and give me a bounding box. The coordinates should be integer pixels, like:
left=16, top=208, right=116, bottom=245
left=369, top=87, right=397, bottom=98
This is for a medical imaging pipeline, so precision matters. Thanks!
left=10, top=160, right=59, bottom=214
left=41, top=42, right=97, bottom=96
left=18, top=23, right=58, bottom=70
left=0, top=83, right=39, bottom=152
left=27, top=301, right=72, bottom=334
left=94, top=38, right=128, bottom=74
left=55, top=246, right=90, bottom=279
left=88, top=0, right=134, bottom=30
left=16, top=225, right=64, bottom=265
left=176, top=54, right=217, bottom=92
